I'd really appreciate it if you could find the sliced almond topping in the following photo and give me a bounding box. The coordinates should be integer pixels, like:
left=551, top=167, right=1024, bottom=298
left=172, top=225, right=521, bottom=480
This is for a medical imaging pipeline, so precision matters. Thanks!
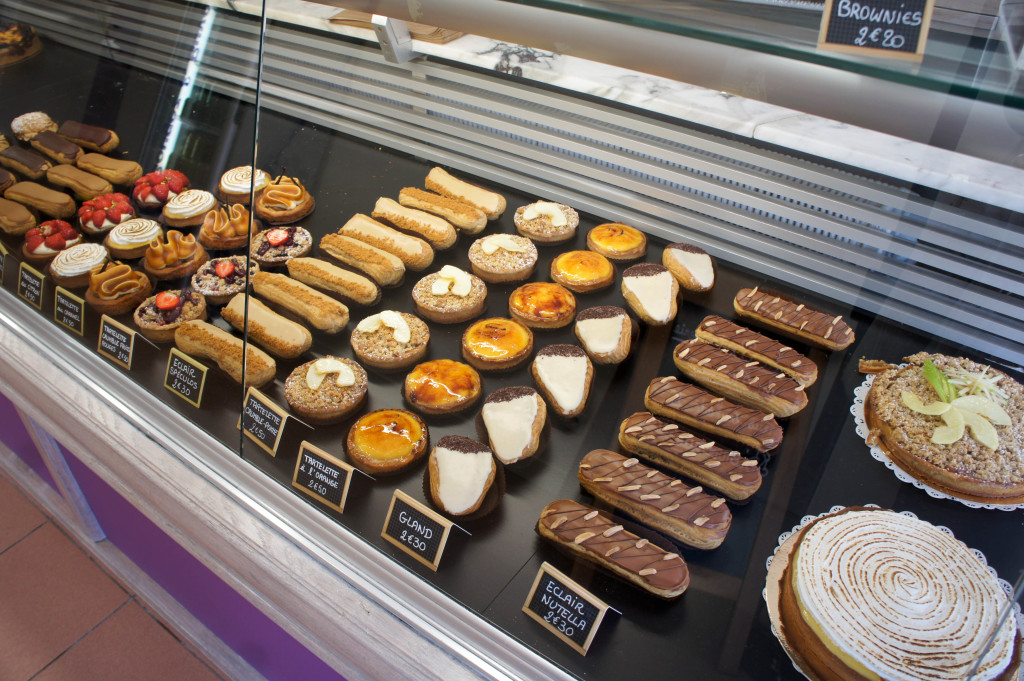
left=762, top=414, right=775, bottom=421
left=662, top=553, right=680, bottom=562
left=741, top=459, right=759, bottom=467
left=624, top=458, right=640, bottom=467
left=694, top=517, right=709, bottom=526
left=624, top=425, right=642, bottom=433
left=705, top=460, right=721, bottom=468
left=678, top=347, right=690, bottom=359
left=750, top=376, right=760, bottom=385
left=660, top=424, right=679, bottom=432
left=771, top=297, right=780, bottom=304
left=669, top=480, right=682, bottom=487
left=832, top=315, right=842, bottom=324
left=679, top=433, right=693, bottom=439
left=800, top=321, right=808, bottom=330
left=795, top=304, right=804, bottom=312
left=774, top=311, right=783, bottom=320
left=711, top=498, right=726, bottom=508
left=583, top=510, right=599, bottom=521
left=697, top=357, right=711, bottom=367
left=796, top=385, right=805, bottom=392
left=593, top=477, right=614, bottom=482
left=710, top=398, right=724, bottom=404
left=618, top=484, right=641, bottom=492
left=682, top=452, right=696, bottom=458
left=603, top=525, right=623, bottom=537
left=540, top=508, right=555, bottom=518
left=574, top=531, right=596, bottom=544
left=659, top=377, right=673, bottom=384
left=639, top=568, right=657, bottom=576
left=604, top=546, right=621, bottom=557
left=825, top=325, right=834, bottom=338
left=745, top=361, right=759, bottom=367
left=706, top=320, right=718, bottom=327
left=686, top=486, right=703, bottom=496
left=735, top=370, right=744, bottom=379
left=549, top=516, right=567, bottom=528
left=635, top=539, right=649, bottom=549
left=639, top=435, right=655, bottom=442
left=753, top=300, right=763, bottom=312
left=792, top=360, right=802, bottom=367
left=715, top=415, right=732, bottom=425
left=745, top=340, right=756, bottom=347
left=645, top=470, right=657, bottom=478
left=640, top=494, right=660, bottom=500
left=579, top=463, right=592, bottom=470
left=662, top=503, right=680, bottom=512
left=644, top=416, right=658, bottom=423
left=730, top=474, right=743, bottom=481
left=699, top=441, right=714, bottom=449
left=747, top=286, right=758, bottom=298
left=775, top=373, right=786, bottom=379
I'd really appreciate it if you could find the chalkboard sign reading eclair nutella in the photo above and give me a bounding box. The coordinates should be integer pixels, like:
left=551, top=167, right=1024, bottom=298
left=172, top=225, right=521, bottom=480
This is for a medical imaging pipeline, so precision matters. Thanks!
left=292, top=441, right=353, bottom=512
left=18, top=262, right=44, bottom=309
left=164, top=348, right=207, bottom=407
left=97, top=315, right=136, bottom=370
left=381, top=489, right=452, bottom=571
left=239, top=387, right=288, bottom=456
left=54, top=287, right=85, bottom=336
left=818, top=0, right=935, bottom=60
left=523, top=562, right=609, bottom=655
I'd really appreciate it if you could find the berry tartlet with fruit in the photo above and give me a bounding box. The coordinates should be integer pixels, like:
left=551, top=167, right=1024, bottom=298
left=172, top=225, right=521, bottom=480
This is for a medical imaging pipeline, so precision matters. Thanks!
left=143, top=230, right=208, bottom=281
left=190, top=256, right=257, bottom=305
left=132, top=169, right=189, bottom=211
left=22, top=219, right=81, bottom=265
left=78, top=192, right=135, bottom=235
left=133, top=288, right=207, bottom=342
left=249, top=226, right=312, bottom=267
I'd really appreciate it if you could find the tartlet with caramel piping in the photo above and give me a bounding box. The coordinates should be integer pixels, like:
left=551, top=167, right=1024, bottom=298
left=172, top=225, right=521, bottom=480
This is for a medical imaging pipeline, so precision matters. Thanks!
left=549, top=250, right=615, bottom=293
left=253, top=175, right=314, bottom=224
left=508, top=281, right=576, bottom=329
left=346, top=408, right=428, bottom=474
left=198, top=203, right=258, bottom=251
left=404, top=359, right=482, bottom=415
left=84, top=261, right=153, bottom=315
left=461, top=317, right=534, bottom=371
left=143, top=230, right=208, bottom=281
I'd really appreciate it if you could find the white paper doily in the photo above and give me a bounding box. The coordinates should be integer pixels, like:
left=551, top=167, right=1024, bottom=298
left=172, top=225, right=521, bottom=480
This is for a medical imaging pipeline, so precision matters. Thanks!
left=852, top=375, right=1024, bottom=511
left=762, top=505, right=1024, bottom=681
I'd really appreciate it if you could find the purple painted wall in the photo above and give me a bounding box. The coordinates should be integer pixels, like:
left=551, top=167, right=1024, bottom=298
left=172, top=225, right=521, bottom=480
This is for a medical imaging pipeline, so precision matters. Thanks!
left=0, top=392, right=56, bottom=490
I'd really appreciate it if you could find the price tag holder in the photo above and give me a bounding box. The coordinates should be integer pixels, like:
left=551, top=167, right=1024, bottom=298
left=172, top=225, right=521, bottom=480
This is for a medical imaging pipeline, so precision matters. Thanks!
left=54, top=286, right=85, bottom=336
left=292, top=441, right=354, bottom=513
left=238, top=387, right=288, bottom=456
left=818, top=0, right=935, bottom=60
left=381, top=489, right=452, bottom=571
left=97, top=315, right=136, bottom=370
left=523, top=562, right=609, bottom=655
left=164, top=348, right=208, bottom=407
left=0, top=241, right=7, bottom=281
left=18, top=262, right=45, bottom=309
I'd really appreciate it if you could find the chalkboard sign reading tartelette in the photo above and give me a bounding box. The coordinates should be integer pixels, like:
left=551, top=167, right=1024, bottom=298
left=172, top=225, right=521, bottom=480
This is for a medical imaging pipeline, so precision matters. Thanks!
left=18, top=262, right=44, bottom=309
left=292, top=441, right=353, bottom=512
left=381, top=489, right=452, bottom=571
left=164, top=348, right=207, bottom=407
left=54, top=287, right=85, bottom=336
left=239, top=387, right=288, bottom=456
left=97, top=315, right=136, bottom=370
left=523, top=562, right=609, bottom=655
left=818, top=0, right=934, bottom=60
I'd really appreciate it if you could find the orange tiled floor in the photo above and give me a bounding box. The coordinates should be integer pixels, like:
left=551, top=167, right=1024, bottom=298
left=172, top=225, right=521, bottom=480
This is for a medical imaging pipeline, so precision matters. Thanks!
left=0, top=473, right=226, bottom=681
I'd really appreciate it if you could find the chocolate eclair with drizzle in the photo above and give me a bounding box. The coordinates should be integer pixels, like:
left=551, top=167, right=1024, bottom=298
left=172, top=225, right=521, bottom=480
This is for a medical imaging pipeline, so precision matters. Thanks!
left=733, top=287, right=854, bottom=351
left=537, top=499, right=689, bottom=599
left=645, top=376, right=783, bottom=453
left=673, top=338, right=808, bottom=417
left=618, top=412, right=762, bottom=500
left=578, top=449, right=731, bottom=549
left=696, top=315, right=817, bottom=386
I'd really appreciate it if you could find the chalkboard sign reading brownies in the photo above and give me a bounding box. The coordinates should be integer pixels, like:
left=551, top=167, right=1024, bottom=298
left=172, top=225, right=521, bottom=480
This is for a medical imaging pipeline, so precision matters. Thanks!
left=818, top=0, right=935, bottom=60
left=522, top=562, right=609, bottom=655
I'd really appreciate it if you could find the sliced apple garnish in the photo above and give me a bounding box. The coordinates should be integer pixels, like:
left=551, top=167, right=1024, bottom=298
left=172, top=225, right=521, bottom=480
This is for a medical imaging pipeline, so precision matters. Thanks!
left=901, top=391, right=951, bottom=416
left=951, top=395, right=1011, bottom=427
left=306, top=358, right=356, bottom=389
left=931, top=407, right=965, bottom=445
left=960, top=409, right=999, bottom=450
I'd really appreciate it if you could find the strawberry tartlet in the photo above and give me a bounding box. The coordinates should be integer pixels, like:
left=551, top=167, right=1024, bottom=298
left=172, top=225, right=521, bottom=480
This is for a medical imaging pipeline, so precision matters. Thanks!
left=22, top=219, right=81, bottom=266
left=190, top=256, right=257, bottom=305
left=133, top=288, right=208, bottom=342
left=78, top=192, right=135, bottom=235
left=133, top=169, right=189, bottom=210
left=249, top=226, right=312, bottom=267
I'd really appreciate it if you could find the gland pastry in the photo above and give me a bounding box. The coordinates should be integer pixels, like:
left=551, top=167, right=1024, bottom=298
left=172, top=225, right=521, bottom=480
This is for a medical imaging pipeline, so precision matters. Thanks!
left=285, top=357, right=368, bottom=424
left=143, top=230, right=208, bottom=281
left=574, top=305, right=634, bottom=364
left=621, top=263, right=679, bottom=326
left=587, top=222, right=647, bottom=261
left=428, top=435, right=497, bottom=517
left=249, top=226, right=313, bottom=267
left=105, top=217, right=163, bottom=260
left=350, top=310, right=430, bottom=370
left=467, top=233, right=538, bottom=283
left=133, top=169, right=189, bottom=210
left=21, top=219, right=81, bottom=266
left=48, top=243, right=109, bottom=289
left=77, top=192, right=134, bottom=235
left=84, top=261, right=153, bottom=316
left=662, top=242, right=714, bottom=292
left=513, top=200, right=578, bottom=244
left=404, top=359, right=482, bottom=415
left=508, top=282, right=576, bottom=329
left=198, top=203, right=257, bottom=251
left=161, top=189, right=217, bottom=228
left=531, top=344, right=594, bottom=418
left=190, top=256, right=257, bottom=306
left=132, top=289, right=208, bottom=343
left=217, top=165, right=270, bottom=204
left=481, top=386, right=546, bottom=464
left=412, top=265, right=487, bottom=323
left=254, top=175, right=315, bottom=224
left=461, top=317, right=534, bottom=371
left=549, top=249, right=615, bottom=293
left=346, top=408, right=428, bottom=474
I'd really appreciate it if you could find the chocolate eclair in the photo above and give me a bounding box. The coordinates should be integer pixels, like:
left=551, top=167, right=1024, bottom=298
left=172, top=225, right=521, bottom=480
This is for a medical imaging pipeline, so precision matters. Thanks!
left=696, top=315, right=817, bottom=386
left=733, top=287, right=854, bottom=351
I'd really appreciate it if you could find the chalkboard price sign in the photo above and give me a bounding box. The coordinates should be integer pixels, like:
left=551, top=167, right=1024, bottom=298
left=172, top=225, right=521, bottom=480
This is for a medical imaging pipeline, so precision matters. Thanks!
left=239, top=387, right=288, bottom=456
left=292, top=441, right=353, bottom=512
left=164, top=348, right=207, bottom=407
left=818, top=0, right=935, bottom=60
left=381, top=489, right=452, bottom=571
left=523, top=562, right=609, bottom=655
left=18, top=262, right=44, bottom=309
left=97, top=315, right=136, bottom=370
left=54, top=287, right=85, bottom=336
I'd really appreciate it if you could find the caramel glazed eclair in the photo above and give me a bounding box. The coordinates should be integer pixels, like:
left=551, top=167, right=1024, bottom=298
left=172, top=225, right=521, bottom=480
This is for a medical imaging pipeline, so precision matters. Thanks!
left=618, top=412, right=762, bottom=501
left=578, top=449, right=731, bottom=550
left=645, top=376, right=783, bottom=453
left=673, top=339, right=808, bottom=417
left=537, top=499, right=689, bottom=600
left=696, top=315, right=817, bottom=387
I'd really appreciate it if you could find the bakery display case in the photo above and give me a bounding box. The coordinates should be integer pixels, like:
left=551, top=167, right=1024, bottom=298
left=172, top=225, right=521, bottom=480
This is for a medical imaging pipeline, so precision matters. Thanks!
left=0, top=1, right=1021, bottom=680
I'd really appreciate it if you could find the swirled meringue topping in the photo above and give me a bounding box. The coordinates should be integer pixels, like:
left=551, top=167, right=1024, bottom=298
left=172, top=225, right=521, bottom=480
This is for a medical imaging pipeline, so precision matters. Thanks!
left=219, top=166, right=269, bottom=195
left=51, top=243, right=107, bottom=277
left=108, top=218, right=161, bottom=247
left=163, top=189, right=216, bottom=218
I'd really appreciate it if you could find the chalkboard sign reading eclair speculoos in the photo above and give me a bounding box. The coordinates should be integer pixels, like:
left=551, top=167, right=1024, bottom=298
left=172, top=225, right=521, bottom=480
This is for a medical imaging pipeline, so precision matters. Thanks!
left=818, top=0, right=935, bottom=60
left=164, top=348, right=207, bottom=407
left=523, top=562, right=609, bottom=655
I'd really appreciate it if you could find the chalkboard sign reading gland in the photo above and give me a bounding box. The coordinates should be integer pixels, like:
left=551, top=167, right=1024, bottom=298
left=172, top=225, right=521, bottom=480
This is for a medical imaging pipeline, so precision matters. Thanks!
left=523, top=562, right=609, bottom=655
left=381, top=490, right=452, bottom=570
left=819, top=0, right=934, bottom=60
